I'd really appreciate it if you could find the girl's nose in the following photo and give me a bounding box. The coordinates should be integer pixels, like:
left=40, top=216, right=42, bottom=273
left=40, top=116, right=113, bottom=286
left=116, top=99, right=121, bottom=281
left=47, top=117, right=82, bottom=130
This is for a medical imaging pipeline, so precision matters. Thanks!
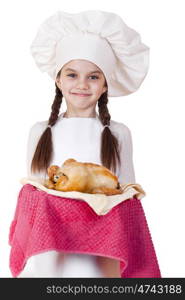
left=76, top=78, right=89, bottom=89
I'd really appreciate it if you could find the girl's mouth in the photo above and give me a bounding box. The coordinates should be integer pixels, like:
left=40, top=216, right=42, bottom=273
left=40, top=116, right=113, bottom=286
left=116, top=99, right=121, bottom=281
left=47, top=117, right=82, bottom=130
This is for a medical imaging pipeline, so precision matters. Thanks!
left=71, top=93, right=91, bottom=97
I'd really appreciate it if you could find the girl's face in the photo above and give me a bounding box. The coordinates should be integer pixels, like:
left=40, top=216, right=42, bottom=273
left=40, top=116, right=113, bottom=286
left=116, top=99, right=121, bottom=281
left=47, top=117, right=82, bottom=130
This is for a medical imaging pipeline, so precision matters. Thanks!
left=55, top=59, right=107, bottom=111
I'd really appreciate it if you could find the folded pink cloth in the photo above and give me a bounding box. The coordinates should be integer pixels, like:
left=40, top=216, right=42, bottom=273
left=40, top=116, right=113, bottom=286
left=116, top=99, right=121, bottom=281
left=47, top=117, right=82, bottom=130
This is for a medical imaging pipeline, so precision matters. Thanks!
left=9, top=184, right=161, bottom=277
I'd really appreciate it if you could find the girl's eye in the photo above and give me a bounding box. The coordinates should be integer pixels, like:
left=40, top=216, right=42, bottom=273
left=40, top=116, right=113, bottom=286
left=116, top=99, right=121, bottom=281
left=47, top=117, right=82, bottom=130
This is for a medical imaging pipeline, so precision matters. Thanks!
left=67, top=73, right=76, bottom=78
left=67, top=74, right=99, bottom=80
left=89, top=75, right=99, bottom=80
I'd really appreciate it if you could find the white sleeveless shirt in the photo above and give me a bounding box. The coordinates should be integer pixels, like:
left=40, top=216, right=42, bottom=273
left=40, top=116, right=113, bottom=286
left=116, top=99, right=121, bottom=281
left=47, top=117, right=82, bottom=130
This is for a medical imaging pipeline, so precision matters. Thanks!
left=18, top=112, right=135, bottom=277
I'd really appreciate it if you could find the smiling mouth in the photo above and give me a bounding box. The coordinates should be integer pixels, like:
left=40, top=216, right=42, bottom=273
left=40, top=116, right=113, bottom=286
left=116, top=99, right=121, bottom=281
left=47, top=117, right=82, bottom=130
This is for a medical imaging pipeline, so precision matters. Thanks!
left=71, top=93, right=91, bottom=97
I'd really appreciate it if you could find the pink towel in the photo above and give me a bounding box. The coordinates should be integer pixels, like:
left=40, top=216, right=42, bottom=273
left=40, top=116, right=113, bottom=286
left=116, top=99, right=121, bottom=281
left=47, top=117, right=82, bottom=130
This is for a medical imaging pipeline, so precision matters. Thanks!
left=9, top=184, right=161, bottom=277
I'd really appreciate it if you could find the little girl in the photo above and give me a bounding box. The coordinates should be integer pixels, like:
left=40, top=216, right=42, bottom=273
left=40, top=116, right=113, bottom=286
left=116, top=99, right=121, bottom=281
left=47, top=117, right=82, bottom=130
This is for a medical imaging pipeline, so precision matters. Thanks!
left=10, top=10, right=161, bottom=278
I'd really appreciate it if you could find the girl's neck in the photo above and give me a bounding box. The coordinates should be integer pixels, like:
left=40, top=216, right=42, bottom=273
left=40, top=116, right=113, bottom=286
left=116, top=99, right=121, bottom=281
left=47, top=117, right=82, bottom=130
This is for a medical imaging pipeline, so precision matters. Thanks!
left=63, top=110, right=96, bottom=118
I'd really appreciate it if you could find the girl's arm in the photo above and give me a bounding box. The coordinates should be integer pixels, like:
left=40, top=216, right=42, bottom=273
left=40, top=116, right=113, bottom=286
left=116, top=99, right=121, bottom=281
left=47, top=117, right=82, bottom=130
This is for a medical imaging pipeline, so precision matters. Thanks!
left=118, top=125, right=136, bottom=184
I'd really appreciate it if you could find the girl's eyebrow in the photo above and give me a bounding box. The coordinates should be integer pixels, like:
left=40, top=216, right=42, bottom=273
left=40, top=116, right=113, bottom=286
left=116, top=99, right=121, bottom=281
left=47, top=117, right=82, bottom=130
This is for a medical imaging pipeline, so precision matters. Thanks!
left=64, top=68, right=102, bottom=74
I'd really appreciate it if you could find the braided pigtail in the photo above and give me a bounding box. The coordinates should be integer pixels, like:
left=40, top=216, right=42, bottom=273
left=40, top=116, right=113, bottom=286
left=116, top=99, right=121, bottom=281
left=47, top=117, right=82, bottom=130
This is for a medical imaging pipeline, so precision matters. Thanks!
left=31, top=83, right=63, bottom=173
left=98, top=91, right=120, bottom=174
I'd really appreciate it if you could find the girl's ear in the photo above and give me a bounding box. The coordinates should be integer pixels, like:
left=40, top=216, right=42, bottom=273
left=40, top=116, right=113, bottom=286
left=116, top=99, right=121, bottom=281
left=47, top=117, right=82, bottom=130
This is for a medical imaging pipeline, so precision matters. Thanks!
left=102, top=85, right=108, bottom=94
left=55, top=78, right=61, bottom=89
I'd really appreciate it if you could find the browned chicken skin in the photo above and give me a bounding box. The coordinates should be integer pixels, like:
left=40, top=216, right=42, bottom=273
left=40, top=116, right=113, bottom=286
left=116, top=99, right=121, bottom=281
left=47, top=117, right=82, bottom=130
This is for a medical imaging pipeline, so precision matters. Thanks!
left=44, top=159, right=123, bottom=196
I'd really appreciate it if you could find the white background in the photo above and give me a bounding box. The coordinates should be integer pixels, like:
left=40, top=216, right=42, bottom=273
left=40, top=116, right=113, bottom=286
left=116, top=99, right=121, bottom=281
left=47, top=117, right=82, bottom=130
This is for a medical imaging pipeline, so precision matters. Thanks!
left=0, top=0, right=185, bottom=277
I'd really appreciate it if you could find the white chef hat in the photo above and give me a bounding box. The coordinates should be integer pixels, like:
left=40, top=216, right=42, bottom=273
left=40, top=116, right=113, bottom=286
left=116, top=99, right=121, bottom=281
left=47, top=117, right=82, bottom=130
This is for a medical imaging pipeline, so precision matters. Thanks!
left=30, top=10, right=149, bottom=97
